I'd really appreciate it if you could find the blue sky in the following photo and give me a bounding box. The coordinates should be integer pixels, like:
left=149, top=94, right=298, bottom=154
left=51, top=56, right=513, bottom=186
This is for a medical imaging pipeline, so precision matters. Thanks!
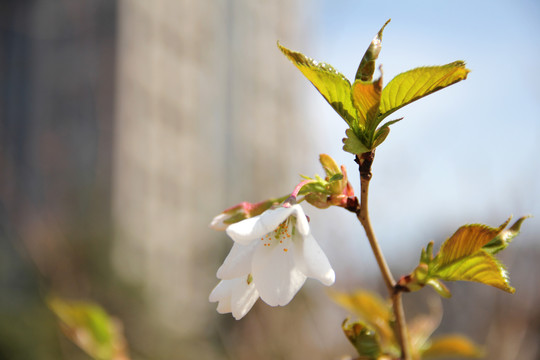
left=296, top=0, right=540, bottom=276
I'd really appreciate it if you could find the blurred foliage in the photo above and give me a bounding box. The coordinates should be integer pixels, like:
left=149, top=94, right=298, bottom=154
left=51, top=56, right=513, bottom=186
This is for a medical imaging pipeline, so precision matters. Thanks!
left=48, top=296, right=130, bottom=360
left=333, top=290, right=484, bottom=359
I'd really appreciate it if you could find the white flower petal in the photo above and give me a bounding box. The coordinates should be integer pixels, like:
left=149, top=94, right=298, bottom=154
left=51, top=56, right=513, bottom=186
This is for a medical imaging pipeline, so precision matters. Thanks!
left=217, top=241, right=257, bottom=279
left=259, top=206, right=296, bottom=232
left=226, top=216, right=267, bottom=245
left=209, top=279, right=231, bottom=301
left=226, top=206, right=296, bottom=245
left=209, top=280, right=232, bottom=314
left=231, top=278, right=259, bottom=320
left=290, top=205, right=310, bottom=236
left=252, top=240, right=306, bottom=306
left=293, top=233, right=335, bottom=286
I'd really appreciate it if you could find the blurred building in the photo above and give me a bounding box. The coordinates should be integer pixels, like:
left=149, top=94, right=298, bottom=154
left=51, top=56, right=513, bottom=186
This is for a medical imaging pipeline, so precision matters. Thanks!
left=111, top=0, right=309, bottom=348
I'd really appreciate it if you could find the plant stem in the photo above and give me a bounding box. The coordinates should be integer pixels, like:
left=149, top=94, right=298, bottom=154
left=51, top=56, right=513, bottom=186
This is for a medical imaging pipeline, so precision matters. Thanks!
left=355, top=151, right=411, bottom=360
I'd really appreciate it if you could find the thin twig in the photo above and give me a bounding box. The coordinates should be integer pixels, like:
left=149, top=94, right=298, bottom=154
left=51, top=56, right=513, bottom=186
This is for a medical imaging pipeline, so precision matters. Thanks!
left=355, top=151, right=411, bottom=360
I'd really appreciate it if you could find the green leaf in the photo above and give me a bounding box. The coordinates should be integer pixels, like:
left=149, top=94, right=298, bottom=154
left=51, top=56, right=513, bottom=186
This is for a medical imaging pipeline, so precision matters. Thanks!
left=421, top=335, right=484, bottom=358
left=47, top=296, right=128, bottom=360
left=379, top=61, right=470, bottom=121
left=343, top=128, right=370, bottom=155
left=355, top=19, right=391, bottom=82
left=278, top=42, right=357, bottom=126
left=342, top=319, right=381, bottom=359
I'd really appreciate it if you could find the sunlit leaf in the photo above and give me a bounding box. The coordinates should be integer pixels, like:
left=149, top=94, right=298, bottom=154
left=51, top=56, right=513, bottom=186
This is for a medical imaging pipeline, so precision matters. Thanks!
left=421, top=335, right=484, bottom=358
left=432, top=219, right=516, bottom=293
left=279, top=22, right=469, bottom=152
left=278, top=42, right=357, bottom=126
left=438, top=222, right=505, bottom=267
left=355, top=19, right=390, bottom=82
left=434, top=251, right=514, bottom=293
left=342, top=319, right=381, bottom=359
left=379, top=62, right=470, bottom=121
left=48, top=296, right=129, bottom=360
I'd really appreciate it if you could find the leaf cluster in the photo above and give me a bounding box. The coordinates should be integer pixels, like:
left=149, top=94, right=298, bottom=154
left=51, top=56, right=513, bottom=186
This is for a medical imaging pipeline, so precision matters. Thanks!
left=278, top=19, right=470, bottom=155
left=399, top=216, right=529, bottom=298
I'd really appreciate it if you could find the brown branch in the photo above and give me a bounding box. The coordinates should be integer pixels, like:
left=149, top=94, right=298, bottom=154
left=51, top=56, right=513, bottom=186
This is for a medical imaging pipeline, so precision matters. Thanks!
left=355, top=151, right=411, bottom=360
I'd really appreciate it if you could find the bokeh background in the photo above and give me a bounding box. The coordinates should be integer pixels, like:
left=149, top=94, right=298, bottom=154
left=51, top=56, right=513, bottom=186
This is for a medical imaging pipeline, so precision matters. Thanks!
left=1, top=0, right=539, bottom=359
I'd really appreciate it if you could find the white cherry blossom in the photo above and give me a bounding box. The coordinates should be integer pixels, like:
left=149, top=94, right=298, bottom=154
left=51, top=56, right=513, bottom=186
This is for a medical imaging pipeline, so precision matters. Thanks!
left=209, top=275, right=259, bottom=320
left=217, top=204, right=335, bottom=307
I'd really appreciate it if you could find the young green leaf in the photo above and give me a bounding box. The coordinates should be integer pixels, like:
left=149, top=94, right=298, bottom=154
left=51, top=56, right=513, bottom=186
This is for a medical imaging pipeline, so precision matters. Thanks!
left=278, top=42, right=357, bottom=126
left=421, top=334, right=484, bottom=358
left=379, top=62, right=470, bottom=121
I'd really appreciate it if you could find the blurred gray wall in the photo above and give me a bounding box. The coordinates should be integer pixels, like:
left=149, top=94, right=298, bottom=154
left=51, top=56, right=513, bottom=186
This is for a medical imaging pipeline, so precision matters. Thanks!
left=111, top=0, right=310, bottom=353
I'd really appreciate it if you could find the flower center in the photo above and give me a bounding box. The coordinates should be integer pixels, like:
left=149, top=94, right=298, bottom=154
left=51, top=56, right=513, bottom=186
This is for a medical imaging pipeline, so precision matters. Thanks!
left=260, top=217, right=295, bottom=252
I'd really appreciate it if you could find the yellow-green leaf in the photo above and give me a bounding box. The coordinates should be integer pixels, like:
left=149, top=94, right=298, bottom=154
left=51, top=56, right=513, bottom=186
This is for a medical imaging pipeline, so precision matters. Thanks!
left=434, top=251, right=514, bottom=293
left=438, top=223, right=504, bottom=267
left=48, top=296, right=129, bottom=360
left=278, top=42, right=357, bottom=126
left=430, top=218, right=521, bottom=293
left=352, top=77, right=382, bottom=128
left=421, top=334, right=484, bottom=358
left=379, top=62, right=470, bottom=120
